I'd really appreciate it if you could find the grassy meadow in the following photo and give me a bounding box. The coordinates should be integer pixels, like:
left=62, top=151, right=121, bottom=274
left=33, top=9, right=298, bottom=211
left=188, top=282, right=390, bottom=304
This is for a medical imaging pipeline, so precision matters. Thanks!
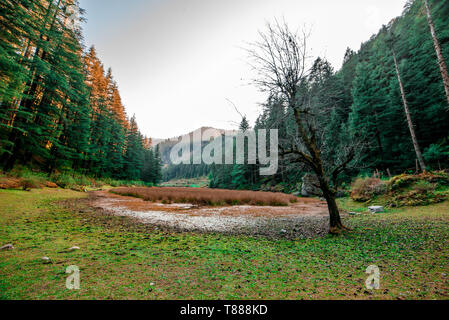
left=0, top=188, right=448, bottom=300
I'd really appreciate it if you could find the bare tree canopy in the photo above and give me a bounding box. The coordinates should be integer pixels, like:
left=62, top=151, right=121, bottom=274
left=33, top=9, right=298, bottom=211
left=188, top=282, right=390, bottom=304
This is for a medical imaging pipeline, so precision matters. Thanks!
left=248, top=21, right=363, bottom=234
left=247, top=20, right=311, bottom=100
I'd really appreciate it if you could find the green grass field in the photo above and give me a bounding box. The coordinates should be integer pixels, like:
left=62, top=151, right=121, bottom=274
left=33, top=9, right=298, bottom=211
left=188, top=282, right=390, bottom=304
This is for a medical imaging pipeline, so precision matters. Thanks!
left=0, top=188, right=448, bottom=300
left=161, top=177, right=209, bottom=188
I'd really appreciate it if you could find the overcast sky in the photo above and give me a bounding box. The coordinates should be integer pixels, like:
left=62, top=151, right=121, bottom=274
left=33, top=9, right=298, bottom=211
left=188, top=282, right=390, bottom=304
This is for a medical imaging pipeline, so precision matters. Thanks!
left=79, top=0, right=406, bottom=139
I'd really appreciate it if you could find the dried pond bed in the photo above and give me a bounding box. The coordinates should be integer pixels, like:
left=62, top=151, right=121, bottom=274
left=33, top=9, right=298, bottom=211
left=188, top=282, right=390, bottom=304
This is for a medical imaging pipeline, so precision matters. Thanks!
left=110, top=187, right=298, bottom=206
left=91, top=190, right=330, bottom=239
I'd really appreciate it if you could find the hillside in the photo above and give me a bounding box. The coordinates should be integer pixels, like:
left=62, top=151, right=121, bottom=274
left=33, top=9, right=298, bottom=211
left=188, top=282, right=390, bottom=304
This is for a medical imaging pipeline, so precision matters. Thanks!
left=155, top=127, right=238, bottom=164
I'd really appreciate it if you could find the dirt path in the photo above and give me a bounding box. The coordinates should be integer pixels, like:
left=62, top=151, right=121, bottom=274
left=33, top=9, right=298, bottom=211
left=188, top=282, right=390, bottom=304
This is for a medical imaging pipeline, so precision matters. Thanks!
left=90, top=191, right=331, bottom=238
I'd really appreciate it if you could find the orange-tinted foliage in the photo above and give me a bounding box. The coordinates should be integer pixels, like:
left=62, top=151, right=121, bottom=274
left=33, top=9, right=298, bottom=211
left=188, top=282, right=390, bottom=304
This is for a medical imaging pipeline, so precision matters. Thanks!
left=111, top=187, right=298, bottom=207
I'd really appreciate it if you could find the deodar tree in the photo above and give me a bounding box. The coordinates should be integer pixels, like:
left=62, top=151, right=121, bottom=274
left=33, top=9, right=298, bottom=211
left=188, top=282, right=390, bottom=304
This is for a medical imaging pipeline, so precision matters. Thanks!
left=391, top=47, right=427, bottom=172
left=248, top=21, right=363, bottom=234
left=0, top=1, right=161, bottom=181
left=423, top=0, right=449, bottom=108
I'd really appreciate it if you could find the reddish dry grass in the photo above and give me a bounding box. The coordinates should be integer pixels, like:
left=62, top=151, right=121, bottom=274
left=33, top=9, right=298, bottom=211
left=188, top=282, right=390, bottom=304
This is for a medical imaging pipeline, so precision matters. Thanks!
left=110, top=187, right=298, bottom=207
left=0, top=177, right=22, bottom=189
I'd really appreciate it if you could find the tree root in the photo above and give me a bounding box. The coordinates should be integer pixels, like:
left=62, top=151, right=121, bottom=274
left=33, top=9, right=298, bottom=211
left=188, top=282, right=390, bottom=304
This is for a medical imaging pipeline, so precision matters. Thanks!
left=329, top=223, right=352, bottom=235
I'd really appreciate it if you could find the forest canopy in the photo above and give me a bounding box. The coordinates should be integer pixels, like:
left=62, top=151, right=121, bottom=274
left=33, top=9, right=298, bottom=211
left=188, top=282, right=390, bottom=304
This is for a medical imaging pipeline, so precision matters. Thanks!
left=0, top=0, right=448, bottom=189
left=206, top=0, right=449, bottom=192
left=0, top=0, right=161, bottom=183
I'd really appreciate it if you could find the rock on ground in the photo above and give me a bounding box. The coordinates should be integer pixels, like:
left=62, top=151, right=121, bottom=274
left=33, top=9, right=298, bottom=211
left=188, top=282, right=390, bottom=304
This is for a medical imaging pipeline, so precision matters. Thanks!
left=0, top=244, right=14, bottom=251
left=41, top=257, right=51, bottom=264
left=45, top=181, right=58, bottom=188
left=368, top=206, right=385, bottom=213
left=301, top=174, right=323, bottom=197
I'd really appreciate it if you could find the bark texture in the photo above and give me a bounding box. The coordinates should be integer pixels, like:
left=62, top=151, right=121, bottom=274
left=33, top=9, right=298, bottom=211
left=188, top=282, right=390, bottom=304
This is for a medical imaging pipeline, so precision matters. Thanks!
left=393, top=51, right=427, bottom=172
left=424, top=0, right=449, bottom=108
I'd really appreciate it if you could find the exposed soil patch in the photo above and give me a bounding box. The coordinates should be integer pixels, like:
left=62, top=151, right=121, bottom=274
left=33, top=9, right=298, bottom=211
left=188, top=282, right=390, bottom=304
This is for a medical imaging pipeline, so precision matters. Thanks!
left=90, top=191, right=330, bottom=239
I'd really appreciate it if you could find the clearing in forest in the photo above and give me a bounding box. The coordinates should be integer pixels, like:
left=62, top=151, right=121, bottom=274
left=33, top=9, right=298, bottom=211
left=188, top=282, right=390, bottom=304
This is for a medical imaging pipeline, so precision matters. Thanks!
left=93, top=188, right=329, bottom=238
left=111, top=187, right=298, bottom=206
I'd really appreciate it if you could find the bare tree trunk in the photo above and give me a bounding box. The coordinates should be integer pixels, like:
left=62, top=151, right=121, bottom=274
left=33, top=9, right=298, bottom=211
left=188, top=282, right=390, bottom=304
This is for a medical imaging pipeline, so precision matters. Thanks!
left=424, top=0, right=449, bottom=108
left=393, top=50, right=427, bottom=172
left=291, top=108, right=348, bottom=234
left=318, top=176, right=346, bottom=234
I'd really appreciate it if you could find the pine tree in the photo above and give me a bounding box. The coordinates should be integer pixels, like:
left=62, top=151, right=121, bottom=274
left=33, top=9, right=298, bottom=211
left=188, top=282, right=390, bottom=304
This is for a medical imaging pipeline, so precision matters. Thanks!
left=424, top=0, right=449, bottom=108
left=0, top=0, right=39, bottom=157
left=230, top=117, right=251, bottom=189
left=142, top=148, right=155, bottom=183
left=1, top=0, right=90, bottom=171
left=0, top=1, right=154, bottom=180
left=153, top=145, right=162, bottom=184
left=123, top=115, right=144, bottom=180
left=392, top=48, right=427, bottom=172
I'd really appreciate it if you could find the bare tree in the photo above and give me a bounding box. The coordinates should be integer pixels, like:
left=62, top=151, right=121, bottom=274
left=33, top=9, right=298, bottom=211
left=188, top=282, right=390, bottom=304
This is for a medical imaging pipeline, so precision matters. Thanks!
left=248, top=21, right=361, bottom=234
left=424, top=0, right=449, bottom=108
left=392, top=50, right=427, bottom=172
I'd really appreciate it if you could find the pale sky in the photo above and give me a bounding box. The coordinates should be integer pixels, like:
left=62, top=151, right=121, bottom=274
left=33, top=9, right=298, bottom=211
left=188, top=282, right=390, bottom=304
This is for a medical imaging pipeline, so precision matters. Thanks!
left=79, top=0, right=406, bottom=139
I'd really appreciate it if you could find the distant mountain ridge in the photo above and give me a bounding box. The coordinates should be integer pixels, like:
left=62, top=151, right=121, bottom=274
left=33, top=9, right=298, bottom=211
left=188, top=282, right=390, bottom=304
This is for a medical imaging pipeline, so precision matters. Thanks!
left=151, top=127, right=238, bottom=147
left=152, top=127, right=238, bottom=164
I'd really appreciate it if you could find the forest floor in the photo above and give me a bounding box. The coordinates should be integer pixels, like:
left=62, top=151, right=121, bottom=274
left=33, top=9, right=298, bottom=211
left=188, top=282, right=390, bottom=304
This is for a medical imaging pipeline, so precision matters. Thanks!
left=0, top=188, right=448, bottom=300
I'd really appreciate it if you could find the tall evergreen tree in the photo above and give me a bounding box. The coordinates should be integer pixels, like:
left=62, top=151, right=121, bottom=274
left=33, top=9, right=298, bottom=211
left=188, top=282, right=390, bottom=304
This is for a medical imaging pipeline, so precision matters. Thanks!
left=123, top=115, right=144, bottom=180
left=423, top=0, right=449, bottom=108
left=0, top=2, right=158, bottom=180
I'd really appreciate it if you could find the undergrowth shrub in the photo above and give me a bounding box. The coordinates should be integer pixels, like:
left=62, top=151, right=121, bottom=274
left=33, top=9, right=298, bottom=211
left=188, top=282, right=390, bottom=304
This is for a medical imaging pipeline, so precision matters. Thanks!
left=20, top=178, right=41, bottom=191
left=52, top=173, right=77, bottom=188
left=350, top=177, right=387, bottom=202
left=351, top=172, right=449, bottom=207
left=10, top=166, right=47, bottom=188
left=389, top=190, right=446, bottom=207
left=389, top=172, right=449, bottom=190
left=2, top=165, right=157, bottom=191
